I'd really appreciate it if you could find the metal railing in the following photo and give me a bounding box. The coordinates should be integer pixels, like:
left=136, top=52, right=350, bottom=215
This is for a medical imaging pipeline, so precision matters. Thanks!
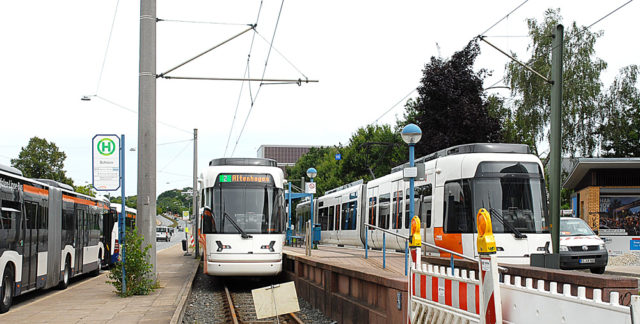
left=363, top=223, right=506, bottom=275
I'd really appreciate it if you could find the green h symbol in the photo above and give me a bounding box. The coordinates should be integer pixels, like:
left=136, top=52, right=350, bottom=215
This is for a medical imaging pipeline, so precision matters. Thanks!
left=97, top=138, right=116, bottom=156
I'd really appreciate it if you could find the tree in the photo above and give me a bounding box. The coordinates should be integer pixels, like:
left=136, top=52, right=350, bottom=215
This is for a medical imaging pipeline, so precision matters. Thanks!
left=402, top=39, right=502, bottom=156
left=110, top=196, right=137, bottom=209
left=157, top=188, right=192, bottom=214
left=504, top=9, right=607, bottom=157
left=107, top=226, right=157, bottom=297
left=11, top=137, right=73, bottom=186
left=598, top=65, right=640, bottom=157
left=74, top=184, right=96, bottom=197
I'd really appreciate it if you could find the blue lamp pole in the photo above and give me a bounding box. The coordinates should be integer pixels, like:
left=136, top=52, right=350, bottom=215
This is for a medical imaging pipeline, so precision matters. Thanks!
left=402, top=123, right=422, bottom=273
left=307, top=167, right=317, bottom=249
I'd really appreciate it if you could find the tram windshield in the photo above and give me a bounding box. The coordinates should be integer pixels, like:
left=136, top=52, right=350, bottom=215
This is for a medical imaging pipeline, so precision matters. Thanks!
left=472, top=162, right=550, bottom=234
left=204, top=182, right=285, bottom=235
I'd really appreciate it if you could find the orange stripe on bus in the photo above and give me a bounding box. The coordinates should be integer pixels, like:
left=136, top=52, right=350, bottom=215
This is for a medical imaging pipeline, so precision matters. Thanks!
left=62, top=195, right=97, bottom=207
left=23, top=184, right=48, bottom=197
left=433, top=227, right=463, bottom=258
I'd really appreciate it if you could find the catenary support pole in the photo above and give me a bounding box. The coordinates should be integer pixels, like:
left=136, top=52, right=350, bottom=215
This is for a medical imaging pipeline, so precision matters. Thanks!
left=120, top=134, right=126, bottom=294
left=550, top=24, right=564, bottom=254
left=193, top=128, right=199, bottom=258
left=137, top=0, right=157, bottom=277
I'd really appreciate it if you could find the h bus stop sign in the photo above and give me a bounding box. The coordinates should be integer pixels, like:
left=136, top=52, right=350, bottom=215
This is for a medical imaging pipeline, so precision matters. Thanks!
left=92, top=134, right=120, bottom=191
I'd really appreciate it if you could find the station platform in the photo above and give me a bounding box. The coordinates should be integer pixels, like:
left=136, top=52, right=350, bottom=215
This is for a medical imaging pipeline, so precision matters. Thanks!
left=0, top=244, right=199, bottom=324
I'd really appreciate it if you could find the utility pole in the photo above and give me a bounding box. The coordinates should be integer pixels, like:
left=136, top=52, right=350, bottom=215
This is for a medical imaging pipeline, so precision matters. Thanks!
left=550, top=24, right=564, bottom=254
left=192, top=128, right=199, bottom=258
left=137, top=0, right=157, bottom=276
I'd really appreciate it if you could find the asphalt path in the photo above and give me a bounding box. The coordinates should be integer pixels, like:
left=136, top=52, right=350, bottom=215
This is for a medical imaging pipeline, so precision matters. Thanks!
left=156, top=218, right=188, bottom=251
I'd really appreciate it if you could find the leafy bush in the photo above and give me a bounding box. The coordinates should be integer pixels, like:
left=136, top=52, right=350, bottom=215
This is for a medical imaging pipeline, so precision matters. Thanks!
left=107, top=226, right=158, bottom=297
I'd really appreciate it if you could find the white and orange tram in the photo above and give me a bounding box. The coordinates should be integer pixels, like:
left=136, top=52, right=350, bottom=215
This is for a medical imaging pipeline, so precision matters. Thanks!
left=299, top=143, right=553, bottom=264
left=198, top=158, right=286, bottom=276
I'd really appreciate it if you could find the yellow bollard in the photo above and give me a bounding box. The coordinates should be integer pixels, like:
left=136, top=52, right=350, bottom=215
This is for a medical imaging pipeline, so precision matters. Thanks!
left=476, top=208, right=501, bottom=324
left=409, top=215, right=421, bottom=268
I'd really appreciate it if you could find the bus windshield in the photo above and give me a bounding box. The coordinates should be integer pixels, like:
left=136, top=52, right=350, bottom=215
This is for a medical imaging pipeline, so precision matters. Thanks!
left=472, top=162, right=550, bottom=234
left=204, top=184, right=284, bottom=234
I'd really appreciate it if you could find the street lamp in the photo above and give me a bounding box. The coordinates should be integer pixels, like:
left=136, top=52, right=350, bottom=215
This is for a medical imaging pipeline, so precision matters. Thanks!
left=402, top=123, right=422, bottom=266
left=306, top=167, right=317, bottom=250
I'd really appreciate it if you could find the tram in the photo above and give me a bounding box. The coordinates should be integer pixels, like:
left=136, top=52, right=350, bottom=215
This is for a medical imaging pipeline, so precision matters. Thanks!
left=298, top=143, right=552, bottom=264
left=198, top=158, right=286, bottom=276
left=0, top=164, right=108, bottom=312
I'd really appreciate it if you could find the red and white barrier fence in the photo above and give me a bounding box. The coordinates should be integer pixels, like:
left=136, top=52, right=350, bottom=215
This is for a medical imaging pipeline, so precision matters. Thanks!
left=408, top=261, right=640, bottom=324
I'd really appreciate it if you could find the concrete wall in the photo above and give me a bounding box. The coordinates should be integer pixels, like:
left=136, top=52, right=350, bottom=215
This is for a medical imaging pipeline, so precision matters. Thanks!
left=283, top=254, right=408, bottom=324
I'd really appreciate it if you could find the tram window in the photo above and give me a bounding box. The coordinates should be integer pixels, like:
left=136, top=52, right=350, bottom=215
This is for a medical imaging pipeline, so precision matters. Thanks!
left=443, top=180, right=473, bottom=233
left=378, top=193, right=390, bottom=229
left=319, top=207, right=328, bottom=230
left=341, top=203, right=349, bottom=230
left=368, top=197, right=377, bottom=227
left=25, top=201, right=38, bottom=229
left=406, top=184, right=432, bottom=228
left=328, top=206, right=334, bottom=231
left=391, top=191, right=402, bottom=229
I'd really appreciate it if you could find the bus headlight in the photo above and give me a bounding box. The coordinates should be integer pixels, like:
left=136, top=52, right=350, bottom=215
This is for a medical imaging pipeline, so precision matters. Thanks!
left=599, top=244, right=606, bottom=250
left=559, top=245, right=568, bottom=252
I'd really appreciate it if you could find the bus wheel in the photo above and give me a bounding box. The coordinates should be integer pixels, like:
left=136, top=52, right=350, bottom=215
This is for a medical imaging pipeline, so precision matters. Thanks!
left=91, top=255, right=102, bottom=276
left=0, top=266, right=14, bottom=314
left=59, top=257, right=71, bottom=289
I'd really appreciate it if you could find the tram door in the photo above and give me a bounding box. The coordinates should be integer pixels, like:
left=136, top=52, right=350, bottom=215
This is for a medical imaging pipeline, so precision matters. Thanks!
left=75, top=209, right=85, bottom=274
left=23, top=201, right=39, bottom=290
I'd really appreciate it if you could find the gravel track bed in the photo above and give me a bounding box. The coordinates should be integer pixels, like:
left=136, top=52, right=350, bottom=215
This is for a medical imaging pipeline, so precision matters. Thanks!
left=182, top=265, right=334, bottom=324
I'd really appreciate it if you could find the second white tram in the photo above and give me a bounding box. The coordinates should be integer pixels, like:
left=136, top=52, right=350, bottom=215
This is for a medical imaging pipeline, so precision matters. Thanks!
left=297, top=143, right=552, bottom=264
left=199, top=158, right=286, bottom=276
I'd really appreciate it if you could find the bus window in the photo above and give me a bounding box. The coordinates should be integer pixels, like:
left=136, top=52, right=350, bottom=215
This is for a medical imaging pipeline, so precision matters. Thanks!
left=25, top=201, right=38, bottom=229
left=379, top=193, right=390, bottom=229
left=328, top=206, right=334, bottom=231
left=443, top=180, right=473, bottom=233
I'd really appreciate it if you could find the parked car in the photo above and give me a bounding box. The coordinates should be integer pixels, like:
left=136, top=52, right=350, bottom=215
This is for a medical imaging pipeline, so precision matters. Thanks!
left=559, top=217, right=608, bottom=274
left=156, top=226, right=171, bottom=242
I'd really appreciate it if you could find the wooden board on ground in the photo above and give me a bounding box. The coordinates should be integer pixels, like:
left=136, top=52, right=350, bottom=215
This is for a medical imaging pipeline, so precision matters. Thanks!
left=252, top=281, right=300, bottom=319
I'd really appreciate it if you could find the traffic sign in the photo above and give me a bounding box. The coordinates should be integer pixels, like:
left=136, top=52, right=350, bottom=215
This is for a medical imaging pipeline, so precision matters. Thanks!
left=92, top=134, right=120, bottom=191
left=335, top=153, right=342, bottom=161
left=305, top=182, right=316, bottom=194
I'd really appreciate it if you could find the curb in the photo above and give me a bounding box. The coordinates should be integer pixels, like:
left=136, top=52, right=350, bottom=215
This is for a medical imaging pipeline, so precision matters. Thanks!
left=170, top=256, right=200, bottom=324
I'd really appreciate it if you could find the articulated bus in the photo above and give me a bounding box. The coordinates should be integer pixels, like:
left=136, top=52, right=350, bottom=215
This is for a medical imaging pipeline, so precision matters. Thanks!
left=0, top=164, right=107, bottom=313
left=198, top=158, right=286, bottom=276
left=108, top=205, right=136, bottom=265
left=298, top=143, right=552, bottom=264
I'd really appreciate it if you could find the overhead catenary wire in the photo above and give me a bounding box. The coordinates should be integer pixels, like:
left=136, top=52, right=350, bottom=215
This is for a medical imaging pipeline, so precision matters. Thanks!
left=159, top=141, right=192, bottom=173
left=479, top=0, right=529, bottom=36
left=95, top=0, right=121, bottom=95
left=587, top=0, right=633, bottom=29
left=371, top=89, right=417, bottom=125
left=156, top=18, right=252, bottom=26
left=224, top=0, right=264, bottom=157
left=254, top=30, right=308, bottom=79
left=231, top=0, right=286, bottom=157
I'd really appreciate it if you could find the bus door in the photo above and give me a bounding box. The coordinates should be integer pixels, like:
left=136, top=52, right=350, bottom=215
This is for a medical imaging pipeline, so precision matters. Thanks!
left=103, top=208, right=115, bottom=265
left=23, top=201, right=38, bottom=290
left=75, top=209, right=85, bottom=275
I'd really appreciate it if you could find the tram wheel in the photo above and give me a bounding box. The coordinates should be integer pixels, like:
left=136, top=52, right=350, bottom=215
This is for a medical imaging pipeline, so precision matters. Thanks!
left=0, top=266, right=14, bottom=314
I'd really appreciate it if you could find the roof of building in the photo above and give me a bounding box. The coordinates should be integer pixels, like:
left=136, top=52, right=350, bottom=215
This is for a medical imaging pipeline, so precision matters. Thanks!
left=563, top=157, right=640, bottom=189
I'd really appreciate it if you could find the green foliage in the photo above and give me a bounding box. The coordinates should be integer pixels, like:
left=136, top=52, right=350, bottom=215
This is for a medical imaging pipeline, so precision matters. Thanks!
left=598, top=65, right=640, bottom=157
left=74, top=184, right=96, bottom=197
left=109, top=196, right=138, bottom=209
left=11, top=136, right=74, bottom=186
left=402, top=39, right=502, bottom=156
left=285, top=125, right=407, bottom=197
left=157, top=187, right=193, bottom=215
left=504, top=8, right=607, bottom=157
left=107, top=226, right=157, bottom=297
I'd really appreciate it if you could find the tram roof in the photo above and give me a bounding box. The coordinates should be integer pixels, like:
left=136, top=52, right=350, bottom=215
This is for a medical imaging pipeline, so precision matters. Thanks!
left=209, top=158, right=277, bottom=168
left=392, top=143, right=530, bottom=173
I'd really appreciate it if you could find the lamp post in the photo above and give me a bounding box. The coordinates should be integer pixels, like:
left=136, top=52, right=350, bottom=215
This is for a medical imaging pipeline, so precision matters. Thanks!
left=402, top=123, right=422, bottom=267
left=307, top=167, right=317, bottom=250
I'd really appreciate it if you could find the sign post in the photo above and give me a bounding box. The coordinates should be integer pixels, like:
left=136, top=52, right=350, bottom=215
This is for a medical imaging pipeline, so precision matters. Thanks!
left=92, top=134, right=125, bottom=295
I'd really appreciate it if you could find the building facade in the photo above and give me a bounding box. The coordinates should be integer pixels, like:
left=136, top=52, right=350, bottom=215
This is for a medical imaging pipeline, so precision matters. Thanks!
left=257, top=145, right=315, bottom=176
left=564, top=158, right=640, bottom=255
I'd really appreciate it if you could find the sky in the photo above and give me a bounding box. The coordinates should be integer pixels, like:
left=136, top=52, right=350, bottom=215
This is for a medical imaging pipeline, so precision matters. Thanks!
left=0, top=0, right=638, bottom=197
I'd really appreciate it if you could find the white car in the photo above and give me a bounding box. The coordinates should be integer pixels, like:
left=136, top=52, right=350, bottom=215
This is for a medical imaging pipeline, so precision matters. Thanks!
left=559, top=217, right=608, bottom=274
left=156, top=226, right=171, bottom=242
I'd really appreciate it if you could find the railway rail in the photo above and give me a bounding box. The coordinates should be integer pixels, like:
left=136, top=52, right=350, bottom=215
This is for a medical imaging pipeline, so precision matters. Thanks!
left=222, top=281, right=304, bottom=324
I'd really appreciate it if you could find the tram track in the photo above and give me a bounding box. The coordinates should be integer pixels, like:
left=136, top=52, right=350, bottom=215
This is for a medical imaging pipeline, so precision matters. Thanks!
left=221, top=279, right=304, bottom=324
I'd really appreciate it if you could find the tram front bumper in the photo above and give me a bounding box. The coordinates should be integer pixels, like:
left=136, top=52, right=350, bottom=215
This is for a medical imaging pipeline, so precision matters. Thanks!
left=206, top=258, right=282, bottom=276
